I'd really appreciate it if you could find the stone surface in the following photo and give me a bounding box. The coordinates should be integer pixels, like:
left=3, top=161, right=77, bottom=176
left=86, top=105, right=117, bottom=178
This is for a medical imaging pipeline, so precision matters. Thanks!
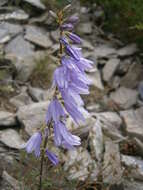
left=0, top=129, right=25, bottom=149
left=28, top=86, right=48, bottom=102
left=93, top=111, right=122, bottom=128
left=117, top=43, right=138, bottom=57
left=117, top=58, right=132, bottom=74
left=0, top=9, right=29, bottom=21
left=110, top=87, right=138, bottom=109
left=124, top=180, right=143, bottom=190
left=96, top=115, right=125, bottom=141
left=24, top=26, right=52, bottom=48
left=121, top=155, right=143, bottom=180
left=82, top=39, right=94, bottom=50
left=23, top=0, right=46, bottom=9
left=0, top=111, right=16, bottom=127
left=0, top=0, right=8, bottom=6
left=0, top=28, right=10, bottom=44
left=17, top=101, right=49, bottom=135
left=120, top=107, right=143, bottom=140
left=103, top=140, right=123, bottom=185
left=89, top=70, right=104, bottom=90
left=112, top=76, right=121, bottom=89
left=50, top=30, right=59, bottom=43
left=77, top=22, right=92, bottom=34
left=0, top=22, right=23, bottom=37
left=2, top=171, right=22, bottom=190
left=5, top=35, right=34, bottom=60
left=64, top=147, right=97, bottom=181
left=89, top=118, right=104, bottom=161
left=10, top=88, right=33, bottom=108
left=120, top=61, right=143, bottom=88
left=92, top=44, right=116, bottom=58
left=103, top=58, right=120, bottom=82
left=138, top=81, right=143, bottom=100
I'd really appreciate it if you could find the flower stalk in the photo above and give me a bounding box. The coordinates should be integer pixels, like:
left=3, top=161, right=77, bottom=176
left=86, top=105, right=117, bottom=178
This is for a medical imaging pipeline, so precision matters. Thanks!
left=21, top=4, right=94, bottom=190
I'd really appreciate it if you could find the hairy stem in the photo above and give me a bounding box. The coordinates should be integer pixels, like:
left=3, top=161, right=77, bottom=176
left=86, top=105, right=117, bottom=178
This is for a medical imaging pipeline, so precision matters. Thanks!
left=38, top=133, right=48, bottom=190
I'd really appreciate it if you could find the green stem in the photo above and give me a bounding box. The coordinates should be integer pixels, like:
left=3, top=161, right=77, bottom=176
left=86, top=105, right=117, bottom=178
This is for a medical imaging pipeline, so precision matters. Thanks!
left=38, top=134, right=48, bottom=190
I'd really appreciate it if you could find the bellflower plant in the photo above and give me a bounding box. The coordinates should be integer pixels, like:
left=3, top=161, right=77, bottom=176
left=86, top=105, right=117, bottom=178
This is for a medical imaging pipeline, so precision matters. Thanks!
left=22, top=4, right=93, bottom=190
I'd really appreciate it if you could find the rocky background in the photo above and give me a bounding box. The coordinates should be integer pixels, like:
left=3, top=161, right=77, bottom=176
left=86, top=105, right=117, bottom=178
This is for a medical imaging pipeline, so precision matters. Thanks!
left=0, top=0, right=143, bottom=189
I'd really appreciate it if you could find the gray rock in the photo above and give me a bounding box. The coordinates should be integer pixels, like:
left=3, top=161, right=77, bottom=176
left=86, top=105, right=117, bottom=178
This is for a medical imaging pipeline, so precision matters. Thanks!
left=139, top=81, right=143, bottom=100
left=14, top=51, right=56, bottom=82
left=50, top=30, right=59, bottom=43
left=2, top=170, right=22, bottom=190
left=0, top=111, right=16, bottom=127
left=124, top=180, right=143, bottom=190
left=112, top=76, right=121, bottom=89
left=92, top=44, right=116, bottom=58
left=5, top=35, right=34, bottom=60
left=28, top=86, right=48, bottom=102
left=120, top=61, right=143, bottom=88
left=0, top=22, right=23, bottom=36
left=89, top=70, right=104, bottom=90
left=10, top=88, right=33, bottom=108
left=89, top=118, right=104, bottom=161
left=117, top=44, right=138, bottom=57
left=13, top=55, right=37, bottom=82
left=0, top=28, right=10, bottom=44
left=64, top=147, right=97, bottom=181
left=103, top=140, right=123, bottom=185
left=110, top=87, right=138, bottom=109
left=118, top=58, right=132, bottom=74
left=24, top=25, right=52, bottom=48
left=0, top=129, right=25, bottom=149
left=96, top=115, right=125, bottom=141
left=103, top=58, right=120, bottom=82
left=120, top=107, right=143, bottom=140
left=93, top=111, right=122, bottom=129
left=0, top=9, right=29, bottom=21
left=23, top=0, right=46, bottom=10
left=0, top=0, right=8, bottom=6
left=17, top=101, right=49, bottom=135
left=77, top=22, right=92, bottom=35
left=121, top=155, right=143, bottom=180
left=82, top=39, right=94, bottom=50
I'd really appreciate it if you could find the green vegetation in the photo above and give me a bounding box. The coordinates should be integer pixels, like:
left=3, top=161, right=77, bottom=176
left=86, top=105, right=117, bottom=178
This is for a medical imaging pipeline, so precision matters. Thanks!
left=95, top=0, right=143, bottom=47
left=80, top=0, right=143, bottom=48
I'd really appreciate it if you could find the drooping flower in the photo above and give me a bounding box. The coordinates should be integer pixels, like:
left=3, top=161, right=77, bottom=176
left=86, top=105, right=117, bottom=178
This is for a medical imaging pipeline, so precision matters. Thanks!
left=60, top=37, right=80, bottom=60
left=60, top=23, right=74, bottom=31
left=45, top=149, right=59, bottom=165
left=46, top=98, right=66, bottom=124
left=53, top=121, right=81, bottom=148
left=61, top=90, right=85, bottom=123
left=67, top=15, right=79, bottom=24
left=23, top=132, right=42, bottom=157
left=66, top=32, right=82, bottom=44
left=61, top=56, right=80, bottom=73
left=53, top=66, right=69, bottom=89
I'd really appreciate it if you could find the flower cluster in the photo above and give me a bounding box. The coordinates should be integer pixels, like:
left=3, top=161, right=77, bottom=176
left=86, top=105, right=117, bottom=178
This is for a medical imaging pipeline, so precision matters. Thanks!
left=22, top=11, right=93, bottom=166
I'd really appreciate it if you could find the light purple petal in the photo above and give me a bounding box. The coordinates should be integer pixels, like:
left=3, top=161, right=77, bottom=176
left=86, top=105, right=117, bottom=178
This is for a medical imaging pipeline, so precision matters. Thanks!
left=60, top=37, right=80, bottom=61
left=60, top=23, right=74, bottom=31
left=46, top=98, right=66, bottom=124
left=67, top=15, right=79, bottom=24
left=53, top=66, right=69, bottom=89
left=67, top=32, right=82, bottom=44
left=25, top=132, right=42, bottom=157
left=54, top=122, right=81, bottom=148
left=45, top=149, right=59, bottom=165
